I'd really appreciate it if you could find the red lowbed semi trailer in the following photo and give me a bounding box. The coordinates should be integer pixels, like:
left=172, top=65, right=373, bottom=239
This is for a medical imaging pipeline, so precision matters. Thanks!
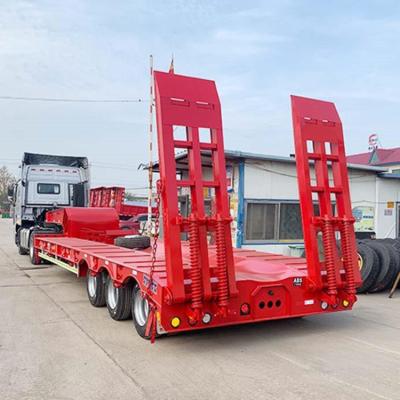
left=30, top=70, right=361, bottom=341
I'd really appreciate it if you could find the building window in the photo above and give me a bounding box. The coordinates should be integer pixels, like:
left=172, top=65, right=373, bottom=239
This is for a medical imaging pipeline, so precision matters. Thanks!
left=244, top=201, right=304, bottom=242
left=244, top=200, right=331, bottom=243
left=245, top=202, right=276, bottom=240
left=37, top=183, right=60, bottom=195
left=279, top=203, right=303, bottom=240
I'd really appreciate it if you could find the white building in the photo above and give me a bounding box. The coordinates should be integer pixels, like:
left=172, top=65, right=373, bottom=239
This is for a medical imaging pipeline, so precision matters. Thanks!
left=172, top=150, right=400, bottom=255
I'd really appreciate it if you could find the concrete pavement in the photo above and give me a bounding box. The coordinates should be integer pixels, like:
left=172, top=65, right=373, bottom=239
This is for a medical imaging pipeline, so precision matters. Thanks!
left=0, top=219, right=399, bottom=400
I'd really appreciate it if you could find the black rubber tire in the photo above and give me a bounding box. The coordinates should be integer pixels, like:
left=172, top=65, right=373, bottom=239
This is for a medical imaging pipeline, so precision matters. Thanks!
left=365, top=241, right=391, bottom=292
left=379, top=241, right=400, bottom=290
left=29, top=233, right=41, bottom=265
left=115, top=235, right=151, bottom=250
left=86, top=271, right=106, bottom=307
left=356, top=243, right=380, bottom=293
left=105, top=276, right=132, bottom=321
left=391, top=238, right=400, bottom=253
left=131, top=285, right=152, bottom=339
left=18, top=244, right=28, bottom=255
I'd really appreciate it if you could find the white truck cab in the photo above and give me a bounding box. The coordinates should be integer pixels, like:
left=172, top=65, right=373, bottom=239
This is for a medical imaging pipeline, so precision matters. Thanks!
left=11, top=152, right=90, bottom=254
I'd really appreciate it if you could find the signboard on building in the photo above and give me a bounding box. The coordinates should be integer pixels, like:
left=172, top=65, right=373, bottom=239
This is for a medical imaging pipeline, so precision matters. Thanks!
left=352, top=206, right=375, bottom=232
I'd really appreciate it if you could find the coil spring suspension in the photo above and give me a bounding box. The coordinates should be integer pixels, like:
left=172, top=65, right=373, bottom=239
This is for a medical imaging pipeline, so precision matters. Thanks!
left=216, top=215, right=229, bottom=311
left=189, top=214, right=203, bottom=311
left=321, top=216, right=338, bottom=297
left=339, top=219, right=356, bottom=296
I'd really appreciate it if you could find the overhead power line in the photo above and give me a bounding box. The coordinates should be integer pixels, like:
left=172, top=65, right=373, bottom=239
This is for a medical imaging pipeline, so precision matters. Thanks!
left=0, top=96, right=146, bottom=103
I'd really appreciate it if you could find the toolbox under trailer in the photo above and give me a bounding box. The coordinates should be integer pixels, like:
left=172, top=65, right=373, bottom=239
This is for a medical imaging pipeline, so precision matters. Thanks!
left=32, top=71, right=361, bottom=340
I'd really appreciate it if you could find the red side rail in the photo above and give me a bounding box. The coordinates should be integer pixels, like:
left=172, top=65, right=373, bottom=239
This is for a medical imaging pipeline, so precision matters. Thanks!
left=154, top=71, right=237, bottom=316
left=291, top=96, right=361, bottom=306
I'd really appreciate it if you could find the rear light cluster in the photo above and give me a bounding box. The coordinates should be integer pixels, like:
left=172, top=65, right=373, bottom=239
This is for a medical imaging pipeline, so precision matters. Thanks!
left=170, top=312, right=213, bottom=329
left=320, top=299, right=351, bottom=310
left=240, top=303, right=250, bottom=315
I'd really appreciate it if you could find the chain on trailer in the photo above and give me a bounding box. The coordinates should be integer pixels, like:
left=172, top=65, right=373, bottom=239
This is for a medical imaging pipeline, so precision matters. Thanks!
left=144, top=180, right=161, bottom=342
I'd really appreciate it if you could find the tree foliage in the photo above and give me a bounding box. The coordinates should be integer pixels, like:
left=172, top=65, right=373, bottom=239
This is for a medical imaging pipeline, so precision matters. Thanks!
left=0, top=166, right=16, bottom=211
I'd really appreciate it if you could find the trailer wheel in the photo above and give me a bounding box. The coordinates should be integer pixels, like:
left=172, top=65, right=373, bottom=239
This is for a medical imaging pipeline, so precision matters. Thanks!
left=365, top=241, right=391, bottom=292
left=131, top=285, right=152, bottom=339
left=356, top=243, right=379, bottom=293
left=29, top=233, right=41, bottom=265
left=105, top=276, right=132, bottom=320
left=87, top=271, right=106, bottom=307
left=115, top=235, right=151, bottom=250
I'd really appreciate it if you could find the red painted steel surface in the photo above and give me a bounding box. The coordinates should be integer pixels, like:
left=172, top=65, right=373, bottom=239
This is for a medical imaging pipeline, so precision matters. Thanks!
left=32, top=71, right=360, bottom=337
left=90, top=186, right=153, bottom=217
left=291, top=95, right=361, bottom=306
left=154, top=71, right=237, bottom=316
left=90, top=187, right=125, bottom=213
left=45, top=207, right=132, bottom=244
left=34, top=235, right=353, bottom=334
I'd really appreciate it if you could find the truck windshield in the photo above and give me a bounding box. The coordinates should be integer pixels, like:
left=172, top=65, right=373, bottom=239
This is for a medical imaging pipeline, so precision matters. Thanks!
left=37, top=183, right=60, bottom=194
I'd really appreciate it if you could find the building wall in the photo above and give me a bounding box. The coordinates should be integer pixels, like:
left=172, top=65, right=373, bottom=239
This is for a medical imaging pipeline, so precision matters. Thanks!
left=180, top=157, right=400, bottom=255
left=375, top=178, right=400, bottom=238
left=238, top=160, right=400, bottom=254
left=386, top=163, right=400, bottom=173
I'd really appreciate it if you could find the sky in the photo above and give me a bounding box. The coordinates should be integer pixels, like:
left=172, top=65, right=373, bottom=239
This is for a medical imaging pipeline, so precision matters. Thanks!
left=1, top=0, right=400, bottom=194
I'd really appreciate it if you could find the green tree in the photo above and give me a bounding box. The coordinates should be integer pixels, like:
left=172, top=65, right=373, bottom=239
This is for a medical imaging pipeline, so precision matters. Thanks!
left=0, top=166, right=16, bottom=212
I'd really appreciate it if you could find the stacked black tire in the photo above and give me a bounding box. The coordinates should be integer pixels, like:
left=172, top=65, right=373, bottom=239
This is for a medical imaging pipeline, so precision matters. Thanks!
left=356, top=238, right=400, bottom=293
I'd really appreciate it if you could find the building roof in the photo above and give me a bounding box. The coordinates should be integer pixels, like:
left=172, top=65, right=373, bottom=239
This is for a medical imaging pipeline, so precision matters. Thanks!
left=347, top=147, right=400, bottom=166
left=149, top=149, right=388, bottom=173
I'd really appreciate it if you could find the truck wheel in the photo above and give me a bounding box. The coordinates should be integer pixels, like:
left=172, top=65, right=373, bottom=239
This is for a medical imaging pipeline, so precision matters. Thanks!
left=29, top=233, right=41, bottom=265
left=87, top=271, right=106, bottom=307
left=356, top=243, right=379, bottom=293
left=105, top=276, right=132, bottom=320
left=18, top=245, right=28, bottom=255
left=115, top=235, right=151, bottom=250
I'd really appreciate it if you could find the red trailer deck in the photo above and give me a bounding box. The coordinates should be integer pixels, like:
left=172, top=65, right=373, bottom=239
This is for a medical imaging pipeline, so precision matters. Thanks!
left=31, top=70, right=361, bottom=340
left=34, top=234, right=352, bottom=335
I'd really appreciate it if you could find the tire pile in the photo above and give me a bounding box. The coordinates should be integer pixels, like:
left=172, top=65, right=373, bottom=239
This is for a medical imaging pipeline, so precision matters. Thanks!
left=357, top=238, right=400, bottom=293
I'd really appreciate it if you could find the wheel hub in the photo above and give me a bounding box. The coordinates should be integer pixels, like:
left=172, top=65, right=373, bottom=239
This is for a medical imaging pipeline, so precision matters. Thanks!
left=134, top=289, right=149, bottom=327
left=87, top=274, right=97, bottom=297
left=107, top=281, right=119, bottom=309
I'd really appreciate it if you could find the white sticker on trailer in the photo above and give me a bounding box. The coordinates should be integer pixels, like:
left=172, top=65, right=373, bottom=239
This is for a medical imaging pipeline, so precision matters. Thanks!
left=304, top=299, right=314, bottom=305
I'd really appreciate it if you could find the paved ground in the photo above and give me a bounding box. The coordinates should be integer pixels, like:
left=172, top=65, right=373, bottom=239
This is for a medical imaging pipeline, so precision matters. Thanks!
left=0, top=219, right=399, bottom=400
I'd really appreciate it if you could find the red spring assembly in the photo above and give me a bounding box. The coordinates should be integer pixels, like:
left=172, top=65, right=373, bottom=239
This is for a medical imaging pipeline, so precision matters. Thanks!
left=321, top=216, right=338, bottom=298
left=339, top=219, right=357, bottom=296
left=215, top=215, right=229, bottom=312
left=188, top=214, right=203, bottom=312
